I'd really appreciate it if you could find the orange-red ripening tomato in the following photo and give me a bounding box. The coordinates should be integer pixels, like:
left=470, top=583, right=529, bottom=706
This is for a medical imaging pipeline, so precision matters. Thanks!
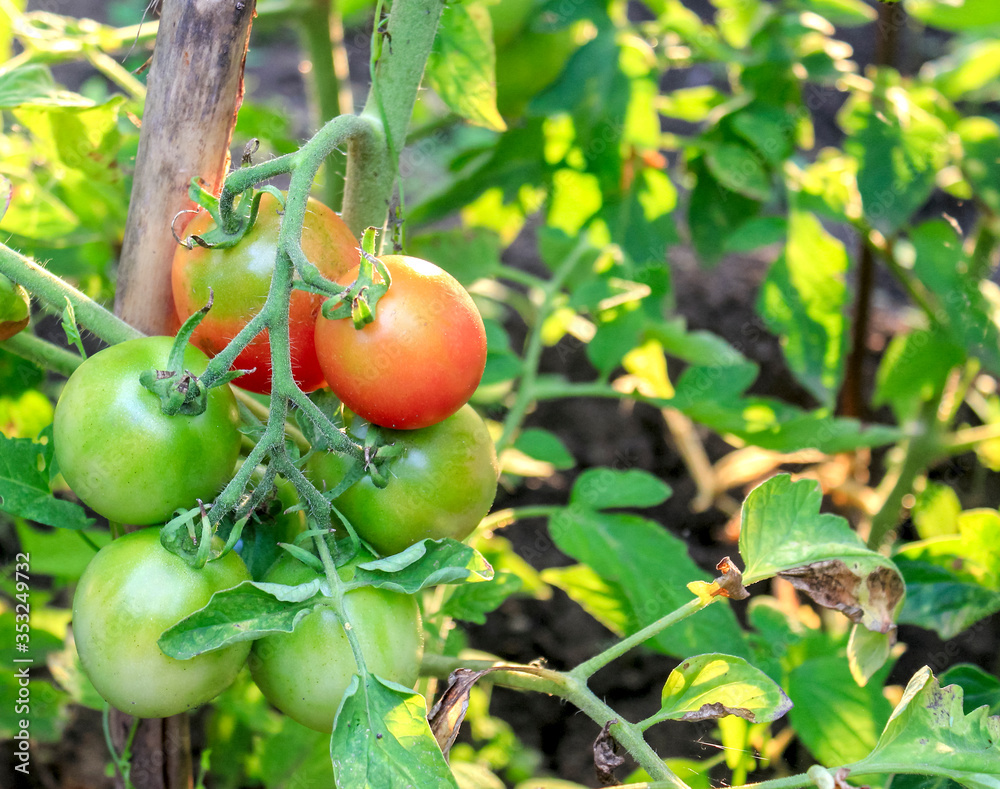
left=172, top=192, right=360, bottom=395
left=313, top=255, right=487, bottom=430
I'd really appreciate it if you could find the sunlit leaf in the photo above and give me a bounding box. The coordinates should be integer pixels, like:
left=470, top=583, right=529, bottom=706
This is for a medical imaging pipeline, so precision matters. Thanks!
left=331, top=675, right=458, bottom=788
left=739, top=475, right=904, bottom=634
left=645, top=654, right=792, bottom=727
left=757, top=208, right=849, bottom=408
left=426, top=0, right=506, bottom=132
left=848, top=668, right=1000, bottom=789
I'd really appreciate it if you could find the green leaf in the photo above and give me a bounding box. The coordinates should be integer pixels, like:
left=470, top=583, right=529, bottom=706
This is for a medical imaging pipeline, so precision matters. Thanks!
left=912, top=483, right=962, bottom=539
left=645, top=654, right=792, bottom=727
left=570, top=468, right=671, bottom=510
left=657, top=85, right=727, bottom=122
left=13, top=523, right=109, bottom=578
left=549, top=169, right=602, bottom=236
left=757, top=208, right=849, bottom=408
left=957, top=117, right=1000, bottom=215
left=941, top=665, right=1000, bottom=716
left=909, top=221, right=1000, bottom=376
left=352, top=539, right=494, bottom=593
left=0, top=436, right=92, bottom=530
left=724, top=216, right=787, bottom=252
left=794, top=0, right=877, bottom=26
left=540, top=563, right=631, bottom=635
left=687, top=158, right=761, bottom=265
left=925, top=39, right=1000, bottom=101
left=405, top=227, right=502, bottom=286
left=548, top=508, right=749, bottom=658
left=848, top=667, right=1000, bottom=789
left=441, top=571, right=522, bottom=624
left=788, top=654, right=894, bottom=766
left=331, top=675, right=459, bottom=788
left=513, top=428, right=575, bottom=469
left=955, top=117, right=1000, bottom=213
left=601, top=167, right=679, bottom=267
left=738, top=475, right=904, bottom=634
left=426, top=1, right=506, bottom=132
left=874, top=327, right=966, bottom=424
left=895, top=515, right=1000, bottom=639
left=906, top=0, right=1000, bottom=31
left=158, top=580, right=324, bottom=660
left=0, top=64, right=95, bottom=108
left=704, top=142, right=773, bottom=201
left=844, top=88, right=948, bottom=235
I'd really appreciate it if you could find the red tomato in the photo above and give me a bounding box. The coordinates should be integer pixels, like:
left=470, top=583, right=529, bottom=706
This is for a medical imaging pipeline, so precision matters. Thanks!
left=172, top=192, right=360, bottom=394
left=313, top=255, right=487, bottom=429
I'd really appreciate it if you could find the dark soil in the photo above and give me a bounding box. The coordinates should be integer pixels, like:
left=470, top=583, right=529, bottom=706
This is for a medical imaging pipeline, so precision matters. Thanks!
left=10, top=1, right=1000, bottom=788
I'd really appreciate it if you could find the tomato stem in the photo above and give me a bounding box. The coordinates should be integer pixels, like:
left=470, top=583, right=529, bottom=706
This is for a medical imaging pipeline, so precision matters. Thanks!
left=0, top=243, right=142, bottom=347
left=0, top=332, right=83, bottom=378
left=496, top=238, right=593, bottom=455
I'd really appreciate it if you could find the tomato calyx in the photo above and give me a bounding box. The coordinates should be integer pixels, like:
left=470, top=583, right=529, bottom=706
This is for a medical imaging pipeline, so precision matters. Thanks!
left=140, top=290, right=248, bottom=416
left=318, top=228, right=391, bottom=329
left=161, top=499, right=250, bottom=569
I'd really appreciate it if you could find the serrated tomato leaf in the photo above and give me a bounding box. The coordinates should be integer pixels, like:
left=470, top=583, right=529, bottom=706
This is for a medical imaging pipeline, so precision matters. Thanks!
left=570, top=468, right=671, bottom=511
left=352, top=539, right=493, bottom=593
left=739, top=475, right=904, bottom=635
left=0, top=436, right=92, bottom=530
left=331, top=675, right=459, bottom=789
left=158, top=579, right=324, bottom=660
left=847, top=667, right=1000, bottom=789
left=644, top=654, right=792, bottom=729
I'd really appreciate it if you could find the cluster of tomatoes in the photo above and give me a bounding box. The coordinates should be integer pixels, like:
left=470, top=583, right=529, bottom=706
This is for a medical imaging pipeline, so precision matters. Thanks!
left=57, top=193, right=498, bottom=729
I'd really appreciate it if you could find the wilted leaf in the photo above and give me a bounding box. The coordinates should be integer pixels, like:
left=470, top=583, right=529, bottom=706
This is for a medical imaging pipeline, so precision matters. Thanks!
left=594, top=721, right=625, bottom=785
left=739, top=475, right=904, bottom=635
left=428, top=667, right=496, bottom=757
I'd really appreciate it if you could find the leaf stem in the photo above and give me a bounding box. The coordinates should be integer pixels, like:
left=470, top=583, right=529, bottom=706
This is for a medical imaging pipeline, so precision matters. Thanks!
left=570, top=598, right=706, bottom=682
left=298, top=0, right=350, bottom=211
left=0, top=332, right=82, bottom=377
left=0, top=244, right=142, bottom=346
left=497, top=239, right=593, bottom=454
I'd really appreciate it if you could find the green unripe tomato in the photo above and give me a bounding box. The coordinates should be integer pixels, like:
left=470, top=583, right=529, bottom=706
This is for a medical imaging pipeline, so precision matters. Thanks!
left=53, top=337, right=242, bottom=525
left=306, top=405, right=499, bottom=556
left=72, top=528, right=252, bottom=718
left=0, top=273, right=29, bottom=341
left=249, top=553, right=424, bottom=732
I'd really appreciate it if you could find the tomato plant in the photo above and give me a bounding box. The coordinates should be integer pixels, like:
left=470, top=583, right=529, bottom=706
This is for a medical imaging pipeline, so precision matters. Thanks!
left=172, top=191, right=360, bottom=394
left=53, top=337, right=242, bottom=525
left=0, top=273, right=29, bottom=341
left=306, top=404, right=498, bottom=556
left=72, top=528, right=252, bottom=718
left=313, top=255, right=487, bottom=430
left=248, top=552, right=423, bottom=733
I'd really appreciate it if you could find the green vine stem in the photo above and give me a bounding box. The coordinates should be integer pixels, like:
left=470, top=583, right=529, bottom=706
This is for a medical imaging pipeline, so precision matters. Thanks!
left=867, top=400, right=943, bottom=549
left=0, top=332, right=82, bottom=377
left=299, top=0, right=351, bottom=211
left=571, top=598, right=707, bottom=682
left=420, top=655, right=689, bottom=787
left=0, top=244, right=142, bottom=346
left=496, top=239, right=593, bottom=454
left=342, top=0, right=446, bottom=236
